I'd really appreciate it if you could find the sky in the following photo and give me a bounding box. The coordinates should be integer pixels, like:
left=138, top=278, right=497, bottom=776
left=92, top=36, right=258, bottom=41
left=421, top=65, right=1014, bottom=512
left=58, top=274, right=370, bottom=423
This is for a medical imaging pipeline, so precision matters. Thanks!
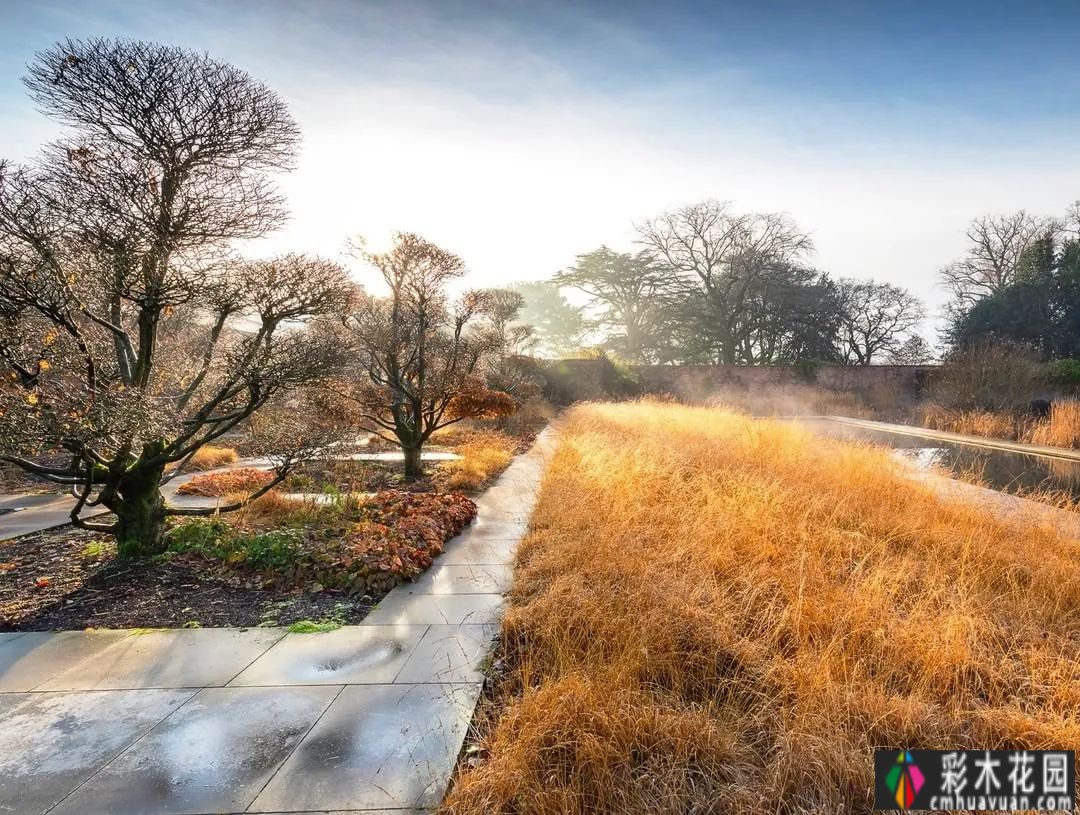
left=1, top=0, right=1079, bottom=322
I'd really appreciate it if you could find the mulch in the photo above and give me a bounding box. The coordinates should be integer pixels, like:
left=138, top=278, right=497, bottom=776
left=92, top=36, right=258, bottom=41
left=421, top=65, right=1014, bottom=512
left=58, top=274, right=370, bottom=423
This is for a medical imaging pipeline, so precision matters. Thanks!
left=0, top=524, right=376, bottom=631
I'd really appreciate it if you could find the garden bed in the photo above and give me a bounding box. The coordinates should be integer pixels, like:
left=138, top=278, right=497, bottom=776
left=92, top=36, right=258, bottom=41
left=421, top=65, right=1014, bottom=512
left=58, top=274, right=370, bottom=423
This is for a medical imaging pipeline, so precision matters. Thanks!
left=1, top=488, right=476, bottom=631
left=1, top=414, right=549, bottom=632
left=0, top=525, right=375, bottom=630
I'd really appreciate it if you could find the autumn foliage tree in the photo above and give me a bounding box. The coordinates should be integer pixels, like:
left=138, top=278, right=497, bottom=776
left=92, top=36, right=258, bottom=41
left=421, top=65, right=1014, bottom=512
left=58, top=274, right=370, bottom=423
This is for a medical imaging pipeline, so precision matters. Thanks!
left=342, top=233, right=514, bottom=479
left=0, top=39, right=352, bottom=557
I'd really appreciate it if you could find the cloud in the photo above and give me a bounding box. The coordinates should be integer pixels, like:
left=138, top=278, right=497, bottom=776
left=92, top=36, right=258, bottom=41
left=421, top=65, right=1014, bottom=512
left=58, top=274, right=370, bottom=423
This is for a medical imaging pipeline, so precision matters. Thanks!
left=3, top=0, right=1080, bottom=325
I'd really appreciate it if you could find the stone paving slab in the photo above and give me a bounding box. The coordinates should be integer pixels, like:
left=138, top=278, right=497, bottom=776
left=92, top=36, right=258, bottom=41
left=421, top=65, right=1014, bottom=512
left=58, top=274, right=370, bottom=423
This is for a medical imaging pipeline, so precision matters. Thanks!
left=248, top=683, right=480, bottom=812
left=37, top=628, right=285, bottom=690
left=469, top=496, right=532, bottom=520
left=0, top=688, right=196, bottom=815
left=362, top=592, right=505, bottom=626
left=0, top=690, right=40, bottom=718
left=50, top=685, right=339, bottom=815
left=229, top=625, right=428, bottom=686
left=0, top=500, right=109, bottom=542
left=437, top=538, right=517, bottom=565
left=453, top=520, right=529, bottom=541
left=0, top=494, right=67, bottom=510
left=0, top=629, right=133, bottom=691
left=405, top=563, right=513, bottom=594
left=394, top=624, right=499, bottom=684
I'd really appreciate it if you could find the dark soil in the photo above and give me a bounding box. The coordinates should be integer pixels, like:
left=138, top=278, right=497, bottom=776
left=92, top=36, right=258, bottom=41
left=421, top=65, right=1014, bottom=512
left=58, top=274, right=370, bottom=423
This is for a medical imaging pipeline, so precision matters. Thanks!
left=0, top=524, right=377, bottom=631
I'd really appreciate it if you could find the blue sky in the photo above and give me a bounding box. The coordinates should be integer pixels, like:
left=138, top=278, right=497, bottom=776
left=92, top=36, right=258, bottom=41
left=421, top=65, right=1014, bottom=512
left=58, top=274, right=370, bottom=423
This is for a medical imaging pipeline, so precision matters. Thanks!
left=2, top=0, right=1079, bottom=321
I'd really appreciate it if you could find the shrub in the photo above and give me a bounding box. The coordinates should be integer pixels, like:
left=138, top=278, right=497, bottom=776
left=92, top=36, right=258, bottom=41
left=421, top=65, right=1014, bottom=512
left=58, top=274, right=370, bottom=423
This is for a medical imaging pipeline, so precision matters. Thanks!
left=169, top=523, right=305, bottom=571
left=187, top=444, right=239, bottom=471
left=601, top=353, right=640, bottom=397
left=1047, top=358, right=1080, bottom=390
left=542, top=352, right=638, bottom=404
left=168, top=490, right=477, bottom=595
left=496, top=396, right=556, bottom=438
left=167, top=518, right=231, bottom=550
left=447, top=382, right=518, bottom=421
left=176, top=467, right=274, bottom=497
left=792, top=357, right=820, bottom=383
left=927, top=341, right=1045, bottom=411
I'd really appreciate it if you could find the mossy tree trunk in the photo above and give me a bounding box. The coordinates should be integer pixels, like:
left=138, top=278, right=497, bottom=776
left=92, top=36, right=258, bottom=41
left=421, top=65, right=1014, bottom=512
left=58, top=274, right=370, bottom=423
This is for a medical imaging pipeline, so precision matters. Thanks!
left=113, top=459, right=168, bottom=559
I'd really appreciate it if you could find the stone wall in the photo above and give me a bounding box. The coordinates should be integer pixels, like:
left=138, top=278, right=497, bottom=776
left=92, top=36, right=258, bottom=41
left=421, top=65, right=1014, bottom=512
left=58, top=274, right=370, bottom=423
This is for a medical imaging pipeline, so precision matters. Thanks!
left=635, top=364, right=935, bottom=402
left=542, top=359, right=937, bottom=404
left=541, top=358, right=628, bottom=403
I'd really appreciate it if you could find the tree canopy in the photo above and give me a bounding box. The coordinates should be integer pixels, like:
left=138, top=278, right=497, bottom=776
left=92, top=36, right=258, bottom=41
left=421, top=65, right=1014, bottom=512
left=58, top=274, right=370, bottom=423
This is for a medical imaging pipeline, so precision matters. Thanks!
left=544, top=201, right=926, bottom=366
left=0, top=38, right=351, bottom=556
left=944, top=205, right=1080, bottom=361
left=340, top=233, right=514, bottom=479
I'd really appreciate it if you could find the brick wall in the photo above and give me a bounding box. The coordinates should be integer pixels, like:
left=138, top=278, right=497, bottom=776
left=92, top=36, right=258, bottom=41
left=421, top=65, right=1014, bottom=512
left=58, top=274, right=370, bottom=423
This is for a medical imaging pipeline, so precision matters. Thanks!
left=635, top=364, right=934, bottom=401
left=542, top=359, right=937, bottom=404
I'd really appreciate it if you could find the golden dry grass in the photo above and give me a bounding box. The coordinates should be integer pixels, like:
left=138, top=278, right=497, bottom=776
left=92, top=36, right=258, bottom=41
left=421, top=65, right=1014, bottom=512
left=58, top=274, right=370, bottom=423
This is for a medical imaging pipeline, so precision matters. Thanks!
left=443, top=401, right=1080, bottom=814
left=1030, top=400, right=1080, bottom=449
left=187, top=444, right=239, bottom=471
left=437, top=429, right=520, bottom=492
left=919, top=404, right=1027, bottom=440
left=224, top=490, right=338, bottom=527
left=920, top=399, right=1080, bottom=450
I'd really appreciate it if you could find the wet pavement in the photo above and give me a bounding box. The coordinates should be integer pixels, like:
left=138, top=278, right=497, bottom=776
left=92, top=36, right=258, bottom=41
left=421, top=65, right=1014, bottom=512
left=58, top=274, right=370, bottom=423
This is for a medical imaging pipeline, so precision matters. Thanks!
left=0, top=428, right=556, bottom=814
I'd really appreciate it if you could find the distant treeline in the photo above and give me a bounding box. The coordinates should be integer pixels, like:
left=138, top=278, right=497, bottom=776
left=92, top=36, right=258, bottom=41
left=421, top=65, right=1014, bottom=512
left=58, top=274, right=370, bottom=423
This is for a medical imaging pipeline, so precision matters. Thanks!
left=511, top=200, right=928, bottom=366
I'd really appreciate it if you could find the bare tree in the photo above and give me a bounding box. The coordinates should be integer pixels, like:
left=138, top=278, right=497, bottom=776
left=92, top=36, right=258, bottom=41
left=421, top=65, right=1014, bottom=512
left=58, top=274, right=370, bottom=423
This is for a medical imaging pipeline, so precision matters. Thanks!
left=940, top=211, right=1060, bottom=309
left=342, top=233, right=512, bottom=479
left=637, top=200, right=813, bottom=363
left=886, top=335, right=935, bottom=365
left=474, top=288, right=537, bottom=394
left=1066, top=201, right=1080, bottom=242
left=0, top=39, right=352, bottom=557
left=836, top=279, right=925, bottom=365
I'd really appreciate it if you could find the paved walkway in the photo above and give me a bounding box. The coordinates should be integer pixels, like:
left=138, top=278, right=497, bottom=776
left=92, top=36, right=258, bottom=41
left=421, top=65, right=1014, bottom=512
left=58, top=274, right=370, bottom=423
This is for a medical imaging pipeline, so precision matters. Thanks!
left=0, top=430, right=555, bottom=815
left=0, top=451, right=462, bottom=542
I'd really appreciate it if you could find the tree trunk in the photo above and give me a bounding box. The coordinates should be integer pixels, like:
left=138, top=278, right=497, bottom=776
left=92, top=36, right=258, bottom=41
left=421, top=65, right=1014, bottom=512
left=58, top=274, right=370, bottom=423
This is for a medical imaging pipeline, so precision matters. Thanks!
left=113, top=461, right=168, bottom=559
left=402, top=443, right=423, bottom=481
